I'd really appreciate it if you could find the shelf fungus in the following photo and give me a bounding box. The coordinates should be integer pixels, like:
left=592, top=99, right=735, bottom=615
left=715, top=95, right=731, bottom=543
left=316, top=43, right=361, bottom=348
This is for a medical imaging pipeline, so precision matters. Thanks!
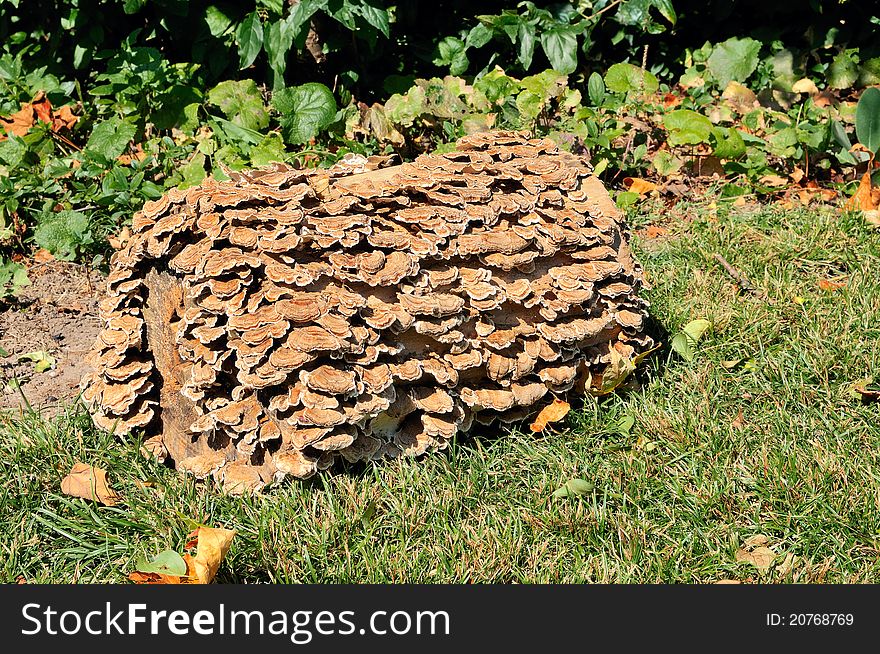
left=82, top=131, right=654, bottom=493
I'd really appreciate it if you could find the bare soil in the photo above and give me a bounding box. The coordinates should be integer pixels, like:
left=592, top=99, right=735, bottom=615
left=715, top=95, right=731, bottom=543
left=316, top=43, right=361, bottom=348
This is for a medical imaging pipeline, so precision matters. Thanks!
left=0, top=260, right=103, bottom=415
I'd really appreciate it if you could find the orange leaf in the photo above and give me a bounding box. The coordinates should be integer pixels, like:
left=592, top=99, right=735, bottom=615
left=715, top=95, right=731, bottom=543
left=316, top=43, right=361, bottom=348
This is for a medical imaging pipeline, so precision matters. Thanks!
left=623, top=177, right=658, bottom=196
left=0, top=105, right=36, bottom=139
left=52, top=105, right=79, bottom=131
left=818, top=277, right=847, bottom=292
left=845, top=168, right=877, bottom=212
left=31, top=91, right=52, bottom=125
left=60, top=462, right=120, bottom=506
left=529, top=399, right=571, bottom=432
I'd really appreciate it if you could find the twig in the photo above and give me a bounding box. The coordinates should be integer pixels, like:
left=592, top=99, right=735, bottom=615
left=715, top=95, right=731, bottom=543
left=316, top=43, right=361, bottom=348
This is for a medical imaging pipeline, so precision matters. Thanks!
left=585, top=0, right=624, bottom=21
left=713, top=253, right=757, bottom=294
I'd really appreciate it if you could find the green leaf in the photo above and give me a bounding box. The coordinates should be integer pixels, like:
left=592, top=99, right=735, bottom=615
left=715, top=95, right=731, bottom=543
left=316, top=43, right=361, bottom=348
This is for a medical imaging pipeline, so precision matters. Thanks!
left=517, top=22, right=536, bottom=70
left=587, top=71, right=605, bottom=106
left=829, top=50, right=859, bottom=90
left=710, top=126, right=747, bottom=160
left=664, top=109, right=713, bottom=146
left=540, top=26, right=578, bottom=76
left=249, top=133, right=287, bottom=167
left=706, top=37, right=761, bottom=87
left=354, top=2, right=390, bottom=39
left=272, top=82, right=337, bottom=144
left=552, top=478, right=594, bottom=499
left=860, top=58, right=880, bottom=87
left=682, top=319, right=712, bottom=342
left=265, top=19, right=296, bottom=89
left=236, top=11, right=264, bottom=70
left=85, top=117, right=136, bottom=161
left=0, top=259, right=29, bottom=298
left=466, top=23, right=493, bottom=49
left=670, top=332, right=694, bottom=361
left=434, top=37, right=469, bottom=76
left=0, top=346, right=7, bottom=357
left=604, top=62, right=658, bottom=95
left=651, top=150, right=683, bottom=176
left=205, top=5, right=234, bottom=36
left=207, top=79, right=269, bottom=131
left=856, top=87, right=880, bottom=154
left=135, top=550, right=188, bottom=577
left=179, top=152, right=207, bottom=189
left=34, top=210, right=92, bottom=261
left=19, top=350, right=55, bottom=373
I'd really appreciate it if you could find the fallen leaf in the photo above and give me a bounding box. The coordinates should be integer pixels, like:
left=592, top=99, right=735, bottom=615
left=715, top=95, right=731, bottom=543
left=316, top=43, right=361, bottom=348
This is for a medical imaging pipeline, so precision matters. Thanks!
left=735, top=545, right=775, bottom=572
left=845, top=167, right=878, bottom=212
left=52, top=105, right=78, bottom=131
left=592, top=343, right=637, bottom=395
left=638, top=225, right=669, bottom=239
left=530, top=398, right=571, bottom=432
left=789, top=166, right=805, bottom=184
left=744, top=534, right=768, bottom=547
left=777, top=552, right=796, bottom=576
left=791, top=78, right=819, bottom=95
left=61, top=462, right=120, bottom=506
left=714, top=579, right=742, bottom=584
left=18, top=350, right=56, bottom=373
left=551, top=478, right=594, bottom=499
left=135, top=550, right=189, bottom=577
left=190, top=526, right=237, bottom=584
left=731, top=409, right=745, bottom=429
left=671, top=319, right=712, bottom=362
left=623, top=177, right=658, bottom=196
left=32, top=248, right=55, bottom=264
left=853, top=381, right=880, bottom=403
left=818, top=277, right=847, bottom=292
left=0, top=105, right=36, bottom=139
left=759, top=174, right=788, bottom=188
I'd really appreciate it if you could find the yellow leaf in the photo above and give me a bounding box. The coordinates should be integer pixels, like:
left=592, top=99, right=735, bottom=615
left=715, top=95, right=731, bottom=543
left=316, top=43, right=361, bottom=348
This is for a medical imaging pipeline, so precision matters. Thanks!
left=60, top=462, right=120, bottom=506
left=191, top=526, right=236, bottom=584
left=845, top=167, right=878, bottom=212
left=529, top=399, right=571, bottom=432
left=623, top=177, right=658, bottom=196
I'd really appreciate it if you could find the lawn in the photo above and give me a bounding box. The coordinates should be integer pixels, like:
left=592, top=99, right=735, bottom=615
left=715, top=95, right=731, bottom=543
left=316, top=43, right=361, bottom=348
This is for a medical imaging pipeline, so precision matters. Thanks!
left=2, top=197, right=879, bottom=583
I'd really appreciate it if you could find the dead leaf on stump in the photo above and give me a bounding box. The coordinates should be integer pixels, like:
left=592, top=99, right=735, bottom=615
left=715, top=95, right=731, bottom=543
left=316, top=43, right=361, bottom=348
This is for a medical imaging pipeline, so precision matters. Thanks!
left=60, top=462, right=120, bottom=506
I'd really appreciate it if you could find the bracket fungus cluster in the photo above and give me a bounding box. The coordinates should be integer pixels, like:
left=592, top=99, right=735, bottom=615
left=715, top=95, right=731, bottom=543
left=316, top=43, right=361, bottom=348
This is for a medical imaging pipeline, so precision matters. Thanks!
left=82, top=131, right=654, bottom=493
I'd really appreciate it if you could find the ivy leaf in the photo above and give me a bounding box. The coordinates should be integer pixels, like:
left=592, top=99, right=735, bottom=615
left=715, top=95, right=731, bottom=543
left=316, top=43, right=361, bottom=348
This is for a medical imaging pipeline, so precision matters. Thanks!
left=540, top=26, right=578, bottom=75
left=272, top=82, right=337, bottom=144
left=85, top=117, right=136, bottom=161
left=33, top=210, right=93, bottom=261
left=604, top=62, right=659, bottom=95
left=236, top=11, right=264, bottom=70
left=706, top=37, right=761, bottom=87
left=829, top=51, right=859, bottom=90
left=664, top=109, right=713, bottom=146
left=207, top=79, right=269, bottom=131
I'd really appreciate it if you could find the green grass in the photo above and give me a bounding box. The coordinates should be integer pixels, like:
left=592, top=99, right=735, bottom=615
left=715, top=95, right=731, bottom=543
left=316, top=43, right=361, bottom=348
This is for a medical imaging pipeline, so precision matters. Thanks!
left=2, top=199, right=880, bottom=583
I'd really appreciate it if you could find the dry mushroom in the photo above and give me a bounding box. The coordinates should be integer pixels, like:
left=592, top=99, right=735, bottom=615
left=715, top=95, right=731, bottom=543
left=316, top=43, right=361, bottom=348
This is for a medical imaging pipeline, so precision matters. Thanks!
left=82, top=130, right=654, bottom=493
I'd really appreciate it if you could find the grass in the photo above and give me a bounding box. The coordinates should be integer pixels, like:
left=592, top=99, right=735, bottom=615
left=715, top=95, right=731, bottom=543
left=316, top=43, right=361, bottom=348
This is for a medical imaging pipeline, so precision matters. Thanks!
left=2, top=198, right=880, bottom=583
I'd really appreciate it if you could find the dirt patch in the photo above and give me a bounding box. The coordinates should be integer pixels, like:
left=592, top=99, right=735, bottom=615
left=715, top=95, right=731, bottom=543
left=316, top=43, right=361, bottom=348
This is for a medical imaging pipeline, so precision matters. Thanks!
left=1, top=260, right=103, bottom=415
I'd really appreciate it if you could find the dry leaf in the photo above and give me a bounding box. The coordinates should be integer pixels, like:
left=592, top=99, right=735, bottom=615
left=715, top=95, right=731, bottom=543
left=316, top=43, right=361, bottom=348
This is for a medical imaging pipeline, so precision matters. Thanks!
left=61, top=462, right=120, bottom=506
left=623, top=177, right=658, bottom=196
left=791, top=78, right=819, bottom=95
left=759, top=174, right=788, bottom=188
left=638, top=224, right=669, bottom=239
left=33, top=248, right=55, bottom=264
left=845, top=168, right=878, bottom=212
left=529, top=399, right=571, bottom=432
left=744, top=534, right=768, bottom=547
left=714, top=579, right=742, bottom=584
left=818, top=277, right=847, bottom=292
left=731, top=409, right=745, bottom=430
left=735, top=546, right=775, bottom=572
left=190, top=526, right=237, bottom=584
left=0, top=105, right=36, bottom=139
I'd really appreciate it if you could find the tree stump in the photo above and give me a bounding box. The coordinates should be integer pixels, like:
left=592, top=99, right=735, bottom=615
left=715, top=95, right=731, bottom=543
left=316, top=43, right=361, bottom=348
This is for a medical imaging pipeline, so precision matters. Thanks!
left=82, top=131, right=654, bottom=493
